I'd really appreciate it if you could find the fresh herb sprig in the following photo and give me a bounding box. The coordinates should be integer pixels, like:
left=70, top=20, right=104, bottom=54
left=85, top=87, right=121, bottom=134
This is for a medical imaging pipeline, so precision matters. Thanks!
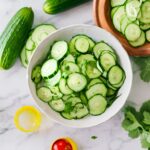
left=122, top=100, right=150, bottom=149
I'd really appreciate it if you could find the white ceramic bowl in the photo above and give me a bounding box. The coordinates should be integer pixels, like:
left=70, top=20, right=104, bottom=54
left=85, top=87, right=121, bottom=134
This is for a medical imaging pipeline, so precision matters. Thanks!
left=28, top=24, right=132, bottom=128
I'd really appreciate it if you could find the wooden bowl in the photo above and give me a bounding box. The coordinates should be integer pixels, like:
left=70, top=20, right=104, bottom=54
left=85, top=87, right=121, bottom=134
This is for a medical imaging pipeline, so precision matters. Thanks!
left=93, top=0, right=150, bottom=56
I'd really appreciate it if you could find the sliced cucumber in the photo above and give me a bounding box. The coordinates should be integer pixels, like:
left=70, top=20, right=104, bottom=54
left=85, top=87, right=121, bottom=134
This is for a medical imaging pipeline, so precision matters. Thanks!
left=126, top=0, right=141, bottom=21
left=37, top=87, right=52, bottom=102
left=88, top=95, right=107, bottom=115
left=45, top=70, right=61, bottom=87
left=129, top=31, right=146, bottom=47
left=108, top=65, right=124, bottom=85
left=66, top=97, right=81, bottom=106
left=49, top=99, right=65, bottom=112
left=86, top=61, right=101, bottom=79
left=139, top=1, right=150, bottom=24
left=32, top=24, right=56, bottom=44
left=86, top=83, right=107, bottom=99
left=111, top=0, right=126, bottom=7
left=125, top=23, right=141, bottom=41
left=59, top=78, right=73, bottom=95
left=41, top=59, right=57, bottom=78
left=146, top=30, right=150, bottom=42
left=77, top=54, right=95, bottom=67
left=75, top=37, right=89, bottom=53
left=61, top=112, right=73, bottom=120
left=70, top=103, right=89, bottom=119
left=113, top=6, right=126, bottom=31
left=26, top=49, right=33, bottom=63
left=20, top=47, right=28, bottom=68
left=51, top=41, right=68, bottom=60
left=87, top=78, right=103, bottom=89
left=111, top=7, right=119, bottom=18
left=67, top=73, right=87, bottom=92
left=100, top=51, right=116, bottom=71
left=26, top=36, right=36, bottom=51
left=62, top=95, right=72, bottom=101
left=140, top=23, right=150, bottom=30
left=63, top=54, right=75, bottom=63
left=50, top=86, right=63, bottom=99
left=120, top=16, right=131, bottom=34
left=93, top=41, right=113, bottom=59
left=61, top=61, right=80, bottom=78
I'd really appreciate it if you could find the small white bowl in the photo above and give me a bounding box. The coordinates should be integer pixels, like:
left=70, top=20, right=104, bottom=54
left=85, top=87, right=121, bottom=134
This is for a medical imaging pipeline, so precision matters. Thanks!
left=28, top=24, right=132, bottom=128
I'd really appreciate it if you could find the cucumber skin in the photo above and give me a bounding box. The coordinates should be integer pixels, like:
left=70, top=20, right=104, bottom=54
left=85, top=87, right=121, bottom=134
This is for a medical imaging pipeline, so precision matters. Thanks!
left=43, top=0, right=90, bottom=14
left=0, top=7, right=34, bottom=69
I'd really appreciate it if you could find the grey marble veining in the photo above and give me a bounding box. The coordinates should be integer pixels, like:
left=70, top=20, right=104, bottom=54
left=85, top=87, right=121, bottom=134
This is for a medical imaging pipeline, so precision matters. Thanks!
left=0, top=0, right=147, bottom=150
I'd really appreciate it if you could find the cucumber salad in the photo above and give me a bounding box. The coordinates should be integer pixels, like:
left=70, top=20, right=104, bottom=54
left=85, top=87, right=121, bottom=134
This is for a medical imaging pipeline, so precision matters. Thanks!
left=31, top=35, right=126, bottom=120
left=111, top=0, right=150, bottom=47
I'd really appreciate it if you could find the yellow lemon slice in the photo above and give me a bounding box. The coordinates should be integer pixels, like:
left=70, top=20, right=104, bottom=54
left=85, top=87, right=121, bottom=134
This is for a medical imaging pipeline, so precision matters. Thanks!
left=65, top=137, right=78, bottom=150
left=14, top=106, right=41, bottom=132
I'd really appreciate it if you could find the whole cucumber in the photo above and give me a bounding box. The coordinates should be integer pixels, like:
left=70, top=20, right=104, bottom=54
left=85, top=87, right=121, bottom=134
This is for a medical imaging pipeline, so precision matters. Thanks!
left=43, top=0, right=90, bottom=14
left=0, top=7, right=34, bottom=70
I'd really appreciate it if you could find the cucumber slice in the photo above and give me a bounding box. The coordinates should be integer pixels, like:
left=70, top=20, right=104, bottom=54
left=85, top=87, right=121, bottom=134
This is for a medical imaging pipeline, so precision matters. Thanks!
left=120, top=16, right=131, bottom=34
left=61, top=61, right=80, bottom=78
left=93, top=41, right=113, bottom=59
left=26, top=36, right=36, bottom=51
left=20, top=47, right=28, bottom=68
left=26, top=49, right=33, bottom=63
left=49, top=99, right=65, bottom=112
left=51, top=41, right=68, bottom=60
left=61, top=112, right=73, bottom=120
left=37, top=87, right=52, bottom=102
left=50, top=86, right=63, bottom=99
left=126, top=0, right=141, bottom=21
left=111, top=0, right=126, bottom=7
left=140, top=23, right=150, bottom=30
left=32, top=24, right=56, bottom=44
left=111, top=7, right=119, bottom=18
left=108, top=65, right=124, bottom=85
left=75, top=37, right=89, bottom=53
left=59, top=78, right=73, bottom=95
left=129, top=31, right=146, bottom=47
left=63, top=54, right=75, bottom=63
left=45, top=70, right=61, bottom=87
left=77, top=54, right=96, bottom=67
left=85, top=61, right=101, bottom=79
left=66, top=97, right=81, bottom=106
left=86, top=83, right=107, bottom=99
left=70, top=103, right=88, bottom=119
left=87, top=78, right=103, bottom=89
left=88, top=95, right=107, bottom=115
left=41, top=59, right=57, bottom=78
left=125, top=23, right=141, bottom=41
left=139, top=1, right=150, bottom=24
left=146, top=30, right=150, bottom=42
left=113, top=6, right=126, bottom=31
left=62, top=95, right=72, bottom=101
left=67, top=73, right=87, bottom=92
left=112, top=74, right=126, bottom=88
left=100, top=51, right=116, bottom=71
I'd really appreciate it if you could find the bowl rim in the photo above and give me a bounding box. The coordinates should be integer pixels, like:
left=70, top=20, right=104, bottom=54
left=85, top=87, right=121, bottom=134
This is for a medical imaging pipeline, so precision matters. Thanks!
left=27, top=24, right=133, bottom=128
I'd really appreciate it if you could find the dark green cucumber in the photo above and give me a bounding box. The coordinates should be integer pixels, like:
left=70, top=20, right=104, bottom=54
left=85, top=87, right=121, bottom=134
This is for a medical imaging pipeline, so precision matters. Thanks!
left=0, top=7, right=34, bottom=69
left=43, top=0, right=90, bottom=14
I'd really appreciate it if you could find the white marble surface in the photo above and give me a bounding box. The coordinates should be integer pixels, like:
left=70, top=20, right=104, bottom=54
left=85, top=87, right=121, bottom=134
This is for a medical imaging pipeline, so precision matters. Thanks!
left=0, top=0, right=149, bottom=150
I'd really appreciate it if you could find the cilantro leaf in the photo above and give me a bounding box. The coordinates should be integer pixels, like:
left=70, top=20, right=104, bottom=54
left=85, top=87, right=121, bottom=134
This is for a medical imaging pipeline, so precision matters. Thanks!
left=91, top=136, right=97, bottom=140
left=140, top=131, right=150, bottom=148
left=122, top=106, right=142, bottom=132
left=143, top=112, right=150, bottom=125
left=128, top=128, right=142, bottom=139
left=134, top=57, right=150, bottom=82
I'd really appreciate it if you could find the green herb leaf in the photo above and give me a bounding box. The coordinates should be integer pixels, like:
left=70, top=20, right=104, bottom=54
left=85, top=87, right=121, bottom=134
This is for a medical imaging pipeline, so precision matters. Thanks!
left=140, top=131, right=150, bottom=148
left=143, top=111, right=150, bottom=125
left=134, top=57, right=150, bottom=82
left=91, top=136, right=97, bottom=140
